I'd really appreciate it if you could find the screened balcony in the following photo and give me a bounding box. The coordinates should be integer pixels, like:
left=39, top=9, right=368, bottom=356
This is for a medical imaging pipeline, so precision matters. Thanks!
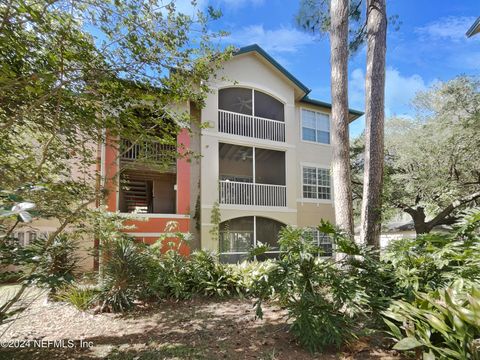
left=218, top=87, right=285, bottom=142
left=219, top=143, right=286, bottom=207
left=219, top=216, right=285, bottom=263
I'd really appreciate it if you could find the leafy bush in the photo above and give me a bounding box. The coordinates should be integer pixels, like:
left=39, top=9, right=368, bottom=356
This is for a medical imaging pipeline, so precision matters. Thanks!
left=381, top=209, right=480, bottom=358
left=26, top=234, right=79, bottom=294
left=188, top=250, right=244, bottom=297
left=141, top=248, right=252, bottom=301
left=254, top=225, right=368, bottom=353
left=383, top=280, right=480, bottom=359
left=383, top=211, right=480, bottom=299
left=99, top=235, right=148, bottom=312
left=145, top=248, right=193, bottom=300
left=320, top=221, right=397, bottom=319
left=55, top=284, right=99, bottom=311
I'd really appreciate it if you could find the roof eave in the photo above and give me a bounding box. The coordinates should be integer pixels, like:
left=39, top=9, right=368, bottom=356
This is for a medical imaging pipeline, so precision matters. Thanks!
left=466, top=17, right=480, bottom=37
left=234, top=44, right=311, bottom=96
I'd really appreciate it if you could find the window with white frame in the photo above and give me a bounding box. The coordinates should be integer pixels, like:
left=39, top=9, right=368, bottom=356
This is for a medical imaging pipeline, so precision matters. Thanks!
left=11, top=230, right=50, bottom=246
left=302, top=166, right=331, bottom=200
left=301, top=109, right=330, bottom=144
left=307, top=228, right=333, bottom=257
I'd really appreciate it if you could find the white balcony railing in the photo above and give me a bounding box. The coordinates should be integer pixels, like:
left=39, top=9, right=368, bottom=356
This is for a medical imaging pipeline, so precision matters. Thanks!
left=218, top=110, right=286, bottom=142
left=219, top=180, right=287, bottom=207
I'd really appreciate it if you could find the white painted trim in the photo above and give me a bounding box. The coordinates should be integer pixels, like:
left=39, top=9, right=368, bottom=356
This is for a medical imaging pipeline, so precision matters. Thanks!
left=299, top=163, right=333, bottom=204
left=202, top=204, right=297, bottom=213
left=203, top=130, right=295, bottom=150
left=297, top=198, right=333, bottom=205
left=299, top=106, right=331, bottom=146
left=300, top=161, right=332, bottom=169
left=118, top=213, right=190, bottom=219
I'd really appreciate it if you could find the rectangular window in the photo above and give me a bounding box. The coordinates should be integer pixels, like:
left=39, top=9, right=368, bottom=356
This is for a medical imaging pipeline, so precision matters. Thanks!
left=301, top=109, right=330, bottom=144
left=302, top=166, right=331, bottom=200
left=307, top=229, right=333, bottom=257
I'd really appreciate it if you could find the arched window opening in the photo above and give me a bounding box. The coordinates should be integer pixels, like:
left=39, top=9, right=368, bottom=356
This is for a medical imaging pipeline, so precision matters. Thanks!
left=219, top=216, right=285, bottom=263
left=218, top=87, right=284, bottom=122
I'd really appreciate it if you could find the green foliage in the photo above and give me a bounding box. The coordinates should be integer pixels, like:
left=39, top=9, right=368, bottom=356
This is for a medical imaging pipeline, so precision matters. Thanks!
left=383, top=280, right=480, bottom=359
left=99, top=235, right=148, bottom=312
left=382, top=209, right=480, bottom=358
left=295, top=0, right=367, bottom=53
left=254, top=225, right=369, bottom=353
left=142, top=248, right=253, bottom=301
left=352, top=77, right=480, bottom=232
left=383, top=220, right=480, bottom=298
left=209, top=201, right=221, bottom=243
left=0, top=0, right=231, bottom=319
left=24, top=234, right=79, bottom=294
left=55, top=284, right=99, bottom=311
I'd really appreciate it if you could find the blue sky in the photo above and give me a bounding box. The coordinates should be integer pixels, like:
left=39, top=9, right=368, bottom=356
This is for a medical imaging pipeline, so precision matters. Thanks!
left=179, top=0, right=479, bottom=137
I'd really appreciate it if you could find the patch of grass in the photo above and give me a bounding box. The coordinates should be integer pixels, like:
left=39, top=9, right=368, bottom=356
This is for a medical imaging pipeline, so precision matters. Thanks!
left=54, top=284, right=98, bottom=311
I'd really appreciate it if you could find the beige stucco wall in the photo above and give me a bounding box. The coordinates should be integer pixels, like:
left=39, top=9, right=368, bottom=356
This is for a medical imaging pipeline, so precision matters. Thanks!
left=293, top=102, right=336, bottom=227
left=8, top=219, right=95, bottom=273
left=199, top=52, right=337, bottom=252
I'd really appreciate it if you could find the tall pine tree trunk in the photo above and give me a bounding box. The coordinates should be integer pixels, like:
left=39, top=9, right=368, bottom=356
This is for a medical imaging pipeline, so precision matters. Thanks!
left=360, top=0, right=387, bottom=248
left=330, top=0, right=354, bottom=237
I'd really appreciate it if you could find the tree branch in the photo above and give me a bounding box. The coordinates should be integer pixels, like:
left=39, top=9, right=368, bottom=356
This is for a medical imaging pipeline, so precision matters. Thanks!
left=427, top=191, right=480, bottom=229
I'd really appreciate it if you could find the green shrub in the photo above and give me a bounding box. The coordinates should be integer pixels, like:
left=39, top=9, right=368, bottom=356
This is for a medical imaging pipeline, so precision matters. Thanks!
left=27, top=234, right=79, bottom=294
left=383, top=280, right=480, bottom=359
left=254, top=225, right=368, bottom=353
left=151, top=249, right=193, bottom=300
left=55, top=284, right=98, bottom=311
left=141, top=248, right=252, bottom=301
left=383, top=210, right=480, bottom=299
left=99, top=235, right=148, bottom=312
left=190, top=250, right=252, bottom=298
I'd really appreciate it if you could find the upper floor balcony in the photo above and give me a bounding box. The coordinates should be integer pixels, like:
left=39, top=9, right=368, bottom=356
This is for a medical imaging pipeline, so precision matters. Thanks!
left=119, top=139, right=177, bottom=215
left=217, top=87, right=285, bottom=143
left=218, top=143, right=286, bottom=207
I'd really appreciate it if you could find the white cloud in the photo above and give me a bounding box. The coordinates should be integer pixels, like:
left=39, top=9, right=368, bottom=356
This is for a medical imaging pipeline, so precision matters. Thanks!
left=415, top=16, right=477, bottom=42
left=349, top=67, right=429, bottom=117
left=225, top=24, right=315, bottom=54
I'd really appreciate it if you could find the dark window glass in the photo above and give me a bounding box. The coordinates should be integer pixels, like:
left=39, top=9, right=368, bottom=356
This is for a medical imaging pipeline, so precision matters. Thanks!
left=255, top=217, right=284, bottom=252
left=254, top=91, right=284, bottom=121
left=254, top=148, right=285, bottom=185
left=219, top=217, right=254, bottom=253
left=218, top=88, right=252, bottom=115
left=219, top=217, right=285, bottom=263
left=219, top=143, right=254, bottom=182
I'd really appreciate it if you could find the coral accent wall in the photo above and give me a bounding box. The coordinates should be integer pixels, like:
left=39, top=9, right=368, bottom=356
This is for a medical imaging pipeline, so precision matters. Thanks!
left=102, top=130, right=191, bottom=256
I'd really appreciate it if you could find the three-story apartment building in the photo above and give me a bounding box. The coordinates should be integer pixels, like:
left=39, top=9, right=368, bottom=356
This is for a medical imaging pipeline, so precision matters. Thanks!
left=198, top=45, right=362, bottom=262
left=15, top=44, right=362, bottom=268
